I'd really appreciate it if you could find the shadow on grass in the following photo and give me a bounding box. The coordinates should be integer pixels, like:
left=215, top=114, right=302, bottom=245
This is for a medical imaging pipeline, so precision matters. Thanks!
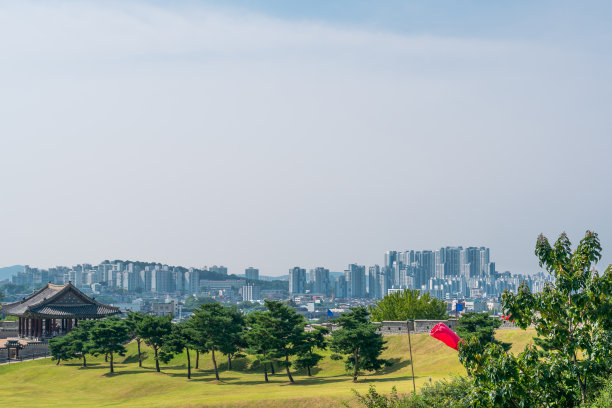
left=377, top=357, right=411, bottom=375
left=123, top=351, right=149, bottom=364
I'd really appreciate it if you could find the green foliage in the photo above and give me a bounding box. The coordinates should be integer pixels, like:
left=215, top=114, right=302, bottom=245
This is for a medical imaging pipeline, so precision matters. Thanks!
left=455, top=312, right=510, bottom=352
left=351, top=377, right=472, bottom=408
left=216, top=306, right=247, bottom=370
left=262, top=300, right=307, bottom=383
left=330, top=306, right=389, bottom=382
left=159, top=321, right=197, bottom=379
left=68, top=320, right=95, bottom=367
left=183, top=295, right=216, bottom=310
left=49, top=335, right=76, bottom=365
left=459, top=231, right=612, bottom=407
left=125, top=311, right=145, bottom=367
left=369, top=290, right=447, bottom=322
left=88, top=317, right=130, bottom=374
left=589, top=376, right=612, bottom=408
left=295, top=326, right=328, bottom=376
left=191, top=302, right=243, bottom=380
left=244, top=310, right=278, bottom=382
left=137, top=314, right=173, bottom=372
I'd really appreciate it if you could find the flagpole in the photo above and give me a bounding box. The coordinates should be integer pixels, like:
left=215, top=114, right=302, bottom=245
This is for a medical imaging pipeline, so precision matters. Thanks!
left=406, top=319, right=416, bottom=394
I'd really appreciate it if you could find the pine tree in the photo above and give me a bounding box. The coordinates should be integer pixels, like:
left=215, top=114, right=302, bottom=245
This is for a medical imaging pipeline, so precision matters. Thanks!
left=88, top=318, right=130, bottom=374
left=330, top=306, right=388, bottom=382
left=137, top=314, right=173, bottom=373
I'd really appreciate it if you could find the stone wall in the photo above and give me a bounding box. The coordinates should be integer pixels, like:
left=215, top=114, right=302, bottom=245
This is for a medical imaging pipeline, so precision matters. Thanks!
left=0, top=340, right=49, bottom=364
left=374, top=316, right=516, bottom=335
left=0, top=321, right=18, bottom=339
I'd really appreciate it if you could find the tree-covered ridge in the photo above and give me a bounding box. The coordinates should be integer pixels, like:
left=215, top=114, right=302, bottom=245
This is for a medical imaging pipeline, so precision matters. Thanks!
left=369, top=289, right=447, bottom=321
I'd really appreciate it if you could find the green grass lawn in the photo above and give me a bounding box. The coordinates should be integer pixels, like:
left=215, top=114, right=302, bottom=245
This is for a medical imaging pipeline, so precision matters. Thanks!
left=0, top=328, right=535, bottom=408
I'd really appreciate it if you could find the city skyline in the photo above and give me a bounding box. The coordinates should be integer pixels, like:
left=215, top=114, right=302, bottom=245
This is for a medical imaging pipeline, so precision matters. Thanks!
left=1, top=1, right=611, bottom=276
left=0, top=238, right=605, bottom=278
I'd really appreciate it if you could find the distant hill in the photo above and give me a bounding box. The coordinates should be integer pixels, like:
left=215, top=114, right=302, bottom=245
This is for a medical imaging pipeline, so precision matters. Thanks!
left=0, top=265, right=23, bottom=282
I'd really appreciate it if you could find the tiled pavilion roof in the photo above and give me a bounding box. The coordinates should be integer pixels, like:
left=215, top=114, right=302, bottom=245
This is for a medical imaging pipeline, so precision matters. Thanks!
left=0, top=283, right=120, bottom=318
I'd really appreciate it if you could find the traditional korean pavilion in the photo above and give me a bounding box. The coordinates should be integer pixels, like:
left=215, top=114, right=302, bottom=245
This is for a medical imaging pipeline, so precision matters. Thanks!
left=0, top=282, right=120, bottom=339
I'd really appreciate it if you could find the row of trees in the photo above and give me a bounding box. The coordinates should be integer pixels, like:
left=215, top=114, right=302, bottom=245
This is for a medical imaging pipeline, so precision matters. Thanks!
left=49, top=301, right=389, bottom=383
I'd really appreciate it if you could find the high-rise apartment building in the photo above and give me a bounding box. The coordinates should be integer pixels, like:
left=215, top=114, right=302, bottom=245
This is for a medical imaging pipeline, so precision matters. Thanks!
left=311, top=267, right=330, bottom=295
left=288, top=267, right=306, bottom=295
left=368, top=265, right=380, bottom=299
left=245, top=267, right=259, bottom=281
left=345, top=264, right=366, bottom=298
left=334, top=275, right=347, bottom=298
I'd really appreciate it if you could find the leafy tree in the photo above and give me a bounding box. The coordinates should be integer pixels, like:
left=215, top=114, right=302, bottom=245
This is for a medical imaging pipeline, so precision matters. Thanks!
left=352, top=377, right=472, bottom=408
left=264, top=300, right=306, bottom=383
left=160, top=321, right=197, bottom=379
left=459, top=231, right=612, bottom=407
left=89, top=318, right=130, bottom=374
left=295, top=326, right=328, bottom=376
left=369, top=290, right=447, bottom=321
left=49, top=335, right=74, bottom=365
left=125, top=311, right=145, bottom=367
left=191, top=302, right=233, bottom=381
left=137, top=314, right=173, bottom=373
left=455, top=312, right=510, bottom=352
left=244, top=311, right=279, bottom=382
left=184, top=295, right=216, bottom=310
left=330, top=306, right=388, bottom=382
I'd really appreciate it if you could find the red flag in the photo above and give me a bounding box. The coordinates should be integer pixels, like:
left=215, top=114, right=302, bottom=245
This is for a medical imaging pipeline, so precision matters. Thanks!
left=430, top=322, right=461, bottom=350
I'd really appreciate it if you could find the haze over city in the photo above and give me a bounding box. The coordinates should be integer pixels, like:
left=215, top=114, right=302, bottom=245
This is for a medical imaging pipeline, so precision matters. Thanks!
left=1, top=0, right=611, bottom=275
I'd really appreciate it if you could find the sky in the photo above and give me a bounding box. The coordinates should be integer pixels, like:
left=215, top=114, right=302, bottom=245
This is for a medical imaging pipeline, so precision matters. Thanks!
left=1, top=1, right=611, bottom=276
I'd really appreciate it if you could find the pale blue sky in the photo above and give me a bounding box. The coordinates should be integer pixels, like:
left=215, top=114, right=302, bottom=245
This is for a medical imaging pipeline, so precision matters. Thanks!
left=0, top=1, right=611, bottom=275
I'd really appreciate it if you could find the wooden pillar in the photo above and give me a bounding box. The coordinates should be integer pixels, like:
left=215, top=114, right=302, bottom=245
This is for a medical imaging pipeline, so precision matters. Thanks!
left=67, top=319, right=72, bottom=332
left=18, top=318, right=21, bottom=337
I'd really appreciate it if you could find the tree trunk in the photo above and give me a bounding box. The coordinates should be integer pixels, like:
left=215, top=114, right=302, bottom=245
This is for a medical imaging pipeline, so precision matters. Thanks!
left=56, top=358, right=60, bottom=365
left=227, top=354, right=232, bottom=370
left=307, top=365, right=311, bottom=376
left=137, top=339, right=142, bottom=367
left=105, top=352, right=108, bottom=362
left=110, top=351, right=114, bottom=374
left=186, top=348, right=191, bottom=380
left=154, top=346, right=160, bottom=372
left=196, top=350, right=199, bottom=369
left=211, top=347, right=220, bottom=380
left=575, top=353, right=587, bottom=404
left=83, top=354, right=87, bottom=368
left=285, top=353, right=294, bottom=383
left=352, top=348, right=359, bottom=382
left=264, top=362, right=269, bottom=382
left=270, top=362, right=275, bottom=375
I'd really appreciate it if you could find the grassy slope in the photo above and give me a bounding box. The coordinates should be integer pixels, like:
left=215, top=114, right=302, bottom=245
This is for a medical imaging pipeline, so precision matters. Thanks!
left=0, top=328, right=535, bottom=408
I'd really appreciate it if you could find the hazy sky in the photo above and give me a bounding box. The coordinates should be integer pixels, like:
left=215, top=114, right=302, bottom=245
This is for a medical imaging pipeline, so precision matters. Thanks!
left=1, top=1, right=611, bottom=276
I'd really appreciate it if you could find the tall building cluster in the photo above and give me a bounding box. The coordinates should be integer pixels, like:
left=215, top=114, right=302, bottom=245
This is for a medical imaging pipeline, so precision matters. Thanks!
left=289, top=246, right=549, bottom=300
left=12, top=262, right=230, bottom=295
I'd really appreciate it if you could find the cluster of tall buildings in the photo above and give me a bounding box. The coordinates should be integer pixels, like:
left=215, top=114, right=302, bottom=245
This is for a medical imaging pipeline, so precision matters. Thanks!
left=12, top=262, right=230, bottom=295
left=288, top=246, right=550, bottom=300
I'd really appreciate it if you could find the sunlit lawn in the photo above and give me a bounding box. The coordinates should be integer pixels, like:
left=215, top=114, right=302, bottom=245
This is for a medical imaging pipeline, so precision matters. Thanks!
left=0, top=328, right=535, bottom=407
